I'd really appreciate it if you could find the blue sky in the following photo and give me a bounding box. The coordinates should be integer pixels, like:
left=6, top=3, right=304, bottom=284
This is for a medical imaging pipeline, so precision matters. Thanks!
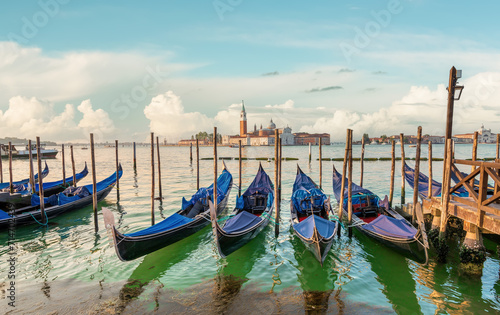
left=1, top=0, right=499, bottom=142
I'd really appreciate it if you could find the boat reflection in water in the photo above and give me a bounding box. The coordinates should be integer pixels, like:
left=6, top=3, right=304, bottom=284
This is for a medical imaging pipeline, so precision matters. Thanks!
left=115, top=229, right=209, bottom=313
left=290, top=230, right=340, bottom=314
left=212, top=230, right=268, bottom=314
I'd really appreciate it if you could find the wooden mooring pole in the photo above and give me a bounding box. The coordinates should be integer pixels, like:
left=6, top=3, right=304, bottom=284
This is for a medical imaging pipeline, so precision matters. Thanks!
left=471, top=132, right=479, bottom=188
left=309, top=143, right=312, bottom=163
left=319, top=137, right=322, bottom=190
left=28, top=140, right=35, bottom=193
left=440, top=139, right=453, bottom=238
left=360, top=136, right=365, bottom=187
left=428, top=141, right=433, bottom=199
left=61, top=144, right=66, bottom=186
left=279, top=137, right=282, bottom=202
left=213, top=127, right=218, bottom=211
left=389, top=140, right=395, bottom=207
left=196, top=139, right=200, bottom=190
left=400, top=133, right=405, bottom=205
left=412, top=126, right=422, bottom=224
left=347, top=129, right=353, bottom=237
left=274, top=129, right=280, bottom=237
left=156, top=137, right=163, bottom=201
left=115, top=140, right=120, bottom=200
left=9, top=142, right=13, bottom=194
left=90, top=134, right=98, bottom=232
left=150, top=133, right=155, bottom=225
left=190, top=143, right=193, bottom=163
left=238, top=140, right=242, bottom=197
left=339, top=129, right=350, bottom=222
left=0, top=149, right=2, bottom=183
left=133, top=142, right=137, bottom=169
left=36, top=137, right=46, bottom=225
left=496, top=134, right=500, bottom=160
left=70, top=145, right=76, bottom=187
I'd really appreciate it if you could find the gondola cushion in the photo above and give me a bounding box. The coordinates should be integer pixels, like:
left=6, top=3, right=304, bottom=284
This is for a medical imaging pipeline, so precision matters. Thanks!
left=222, top=211, right=262, bottom=234
left=293, top=214, right=336, bottom=239
left=125, top=213, right=194, bottom=237
left=361, top=215, right=417, bottom=239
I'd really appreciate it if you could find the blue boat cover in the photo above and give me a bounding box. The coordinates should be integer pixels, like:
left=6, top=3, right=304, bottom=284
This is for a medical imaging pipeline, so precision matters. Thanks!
left=361, top=215, right=417, bottom=239
left=31, top=166, right=122, bottom=206
left=0, top=209, right=11, bottom=219
left=181, top=169, right=232, bottom=210
left=0, top=162, right=49, bottom=190
left=34, top=163, right=88, bottom=192
left=125, top=213, right=194, bottom=237
left=404, top=163, right=468, bottom=197
left=240, top=164, right=274, bottom=210
left=222, top=211, right=262, bottom=234
left=292, top=188, right=326, bottom=214
left=293, top=215, right=336, bottom=239
left=332, top=168, right=372, bottom=204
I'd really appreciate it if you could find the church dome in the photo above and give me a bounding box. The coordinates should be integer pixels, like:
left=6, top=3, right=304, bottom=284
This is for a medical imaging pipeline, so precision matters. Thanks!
left=268, top=119, right=276, bottom=130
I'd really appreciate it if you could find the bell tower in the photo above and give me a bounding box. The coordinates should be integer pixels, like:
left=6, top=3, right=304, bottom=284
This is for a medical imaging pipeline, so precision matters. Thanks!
left=240, top=101, right=247, bottom=136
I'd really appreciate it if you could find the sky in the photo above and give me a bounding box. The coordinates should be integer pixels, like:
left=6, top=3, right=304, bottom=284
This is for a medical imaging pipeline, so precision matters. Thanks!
left=1, top=0, right=500, bottom=143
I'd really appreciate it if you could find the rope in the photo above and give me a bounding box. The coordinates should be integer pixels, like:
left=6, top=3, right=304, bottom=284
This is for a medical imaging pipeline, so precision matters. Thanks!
left=30, top=210, right=49, bottom=226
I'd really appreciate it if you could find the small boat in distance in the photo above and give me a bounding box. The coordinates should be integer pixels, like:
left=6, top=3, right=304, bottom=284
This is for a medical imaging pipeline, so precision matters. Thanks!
left=81, top=146, right=88, bottom=150
left=291, top=166, right=338, bottom=265
left=0, top=143, right=58, bottom=159
left=210, top=164, right=274, bottom=257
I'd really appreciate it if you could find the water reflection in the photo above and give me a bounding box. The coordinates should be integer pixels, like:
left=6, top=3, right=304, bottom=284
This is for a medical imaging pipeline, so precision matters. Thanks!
left=356, top=232, right=421, bottom=314
left=115, top=229, right=209, bottom=313
left=212, top=230, right=267, bottom=314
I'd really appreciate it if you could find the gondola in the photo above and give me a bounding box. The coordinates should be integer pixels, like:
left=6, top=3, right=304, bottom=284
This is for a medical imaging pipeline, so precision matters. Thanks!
left=104, top=166, right=233, bottom=261
left=0, top=163, right=88, bottom=208
left=403, top=162, right=468, bottom=198
left=0, top=164, right=121, bottom=229
left=332, top=165, right=428, bottom=263
left=0, top=161, right=49, bottom=191
left=210, top=164, right=273, bottom=258
left=291, top=166, right=338, bottom=265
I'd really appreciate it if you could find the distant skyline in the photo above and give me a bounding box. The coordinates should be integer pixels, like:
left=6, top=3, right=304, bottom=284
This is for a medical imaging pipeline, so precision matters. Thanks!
left=1, top=1, right=500, bottom=143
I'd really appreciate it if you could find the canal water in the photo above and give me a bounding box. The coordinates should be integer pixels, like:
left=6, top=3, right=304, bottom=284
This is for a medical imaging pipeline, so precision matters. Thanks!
left=1, top=143, right=499, bottom=314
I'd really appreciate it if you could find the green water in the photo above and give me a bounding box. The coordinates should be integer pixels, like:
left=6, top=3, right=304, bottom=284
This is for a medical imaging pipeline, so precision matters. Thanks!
left=1, top=144, right=499, bottom=314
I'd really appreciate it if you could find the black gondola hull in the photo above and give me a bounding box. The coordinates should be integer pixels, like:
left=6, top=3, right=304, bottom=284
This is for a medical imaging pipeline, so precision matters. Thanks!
left=216, top=208, right=273, bottom=257
left=111, top=187, right=231, bottom=261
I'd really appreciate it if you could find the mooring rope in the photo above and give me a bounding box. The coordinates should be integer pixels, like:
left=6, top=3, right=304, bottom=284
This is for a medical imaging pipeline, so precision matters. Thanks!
left=30, top=210, right=49, bottom=226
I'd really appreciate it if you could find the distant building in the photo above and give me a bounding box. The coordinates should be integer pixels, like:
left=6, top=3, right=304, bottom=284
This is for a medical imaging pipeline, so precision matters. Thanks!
left=293, top=133, right=330, bottom=145
left=454, top=125, right=496, bottom=143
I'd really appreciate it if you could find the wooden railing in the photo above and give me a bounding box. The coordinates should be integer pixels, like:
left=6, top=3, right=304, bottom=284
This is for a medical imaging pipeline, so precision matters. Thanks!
left=448, top=159, right=500, bottom=228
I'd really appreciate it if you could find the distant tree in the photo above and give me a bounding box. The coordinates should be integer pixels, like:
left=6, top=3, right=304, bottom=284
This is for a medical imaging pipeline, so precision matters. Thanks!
left=363, top=133, right=370, bottom=143
left=191, top=135, right=194, bottom=140
left=403, top=136, right=410, bottom=144
left=380, top=134, right=387, bottom=143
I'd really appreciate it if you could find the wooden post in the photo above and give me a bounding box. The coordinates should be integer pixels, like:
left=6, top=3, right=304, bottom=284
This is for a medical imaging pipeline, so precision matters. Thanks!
left=279, top=137, right=282, bottom=202
left=115, top=140, right=120, bottom=199
left=339, top=129, right=350, bottom=221
left=150, top=133, right=155, bottom=225
left=400, top=133, right=405, bottom=205
left=347, top=129, right=353, bottom=237
left=0, top=148, right=2, bottom=183
left=308, top=143, right=311, bottom=162
left=9, top=142, right=13, bottom=194
left=196, top=139, right=200, bottom=190
left=90, top=134, right=98, bottom=232
left=442, top=67, right=458, bottom=207
left=274, top=129, right=279, bottom=237
left=496, top=134, right=500, bottom=160
left=472, top=130, right=479, bottom=171
left=389, top=140, right=395, bottom=207
left=440, top=139, right=453, bottom=238
left=213, top=127, right=218, bottom=211
left=36, top=137, right=46, bottom=224
left=133, top=141, right=137, bottom=169
left=238, top=140, right=242, bottom=197
left=412, top=126, right=422, bottom=224
left=428, top=141, right=433, bottom=199
left=319, top=137, right=322, bottom=190
left=28, top=140, right=35, bottom=193
left=360, top=137, right=365, bottom=187
left=190, top=143, right=193, bottom=163
left=70, top=145, right=76, bottom=187
left=61, top=144, right=66, bottom=186
left=156, top=137, right=163, bottom=200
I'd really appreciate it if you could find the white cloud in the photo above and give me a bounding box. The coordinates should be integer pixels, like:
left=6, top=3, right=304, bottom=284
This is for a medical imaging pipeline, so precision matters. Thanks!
left=0, top=96, right=115, bottom=142
left=143, top=91, right=212, bottom=142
